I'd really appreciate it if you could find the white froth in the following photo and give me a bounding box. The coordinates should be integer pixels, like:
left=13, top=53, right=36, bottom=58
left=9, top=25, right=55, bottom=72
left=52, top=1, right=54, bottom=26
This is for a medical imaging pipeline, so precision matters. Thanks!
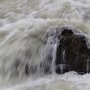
left=0, top=0, right=90, bottom=90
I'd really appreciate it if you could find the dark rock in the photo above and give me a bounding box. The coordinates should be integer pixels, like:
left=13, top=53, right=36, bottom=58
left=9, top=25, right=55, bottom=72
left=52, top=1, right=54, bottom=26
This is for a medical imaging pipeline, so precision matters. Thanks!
left=43, top=27, right=90, bottom=75
left=55, top=27, right=90, bottom=74
left=11, top=27, right=90, bottom=76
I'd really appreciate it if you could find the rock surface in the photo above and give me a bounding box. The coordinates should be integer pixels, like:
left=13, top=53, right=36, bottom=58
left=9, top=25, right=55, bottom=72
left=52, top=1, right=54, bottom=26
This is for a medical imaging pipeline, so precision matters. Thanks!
left=11, top=27, right=90, bottom=76
left=45, top=27, right=90, bottom=74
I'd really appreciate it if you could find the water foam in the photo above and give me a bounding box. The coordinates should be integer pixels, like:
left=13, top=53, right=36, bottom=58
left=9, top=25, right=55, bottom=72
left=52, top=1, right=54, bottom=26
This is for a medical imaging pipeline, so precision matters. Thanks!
left=0, top=0, right=90, bottom=90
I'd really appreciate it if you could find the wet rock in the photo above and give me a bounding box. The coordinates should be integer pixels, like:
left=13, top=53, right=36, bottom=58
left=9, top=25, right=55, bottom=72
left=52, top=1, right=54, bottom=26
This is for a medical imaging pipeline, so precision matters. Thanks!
left=55, top=27, right=90, bottom=74
left=44, top=27, right=90, bottom=74
left=11, top=27, right=90, bottom=76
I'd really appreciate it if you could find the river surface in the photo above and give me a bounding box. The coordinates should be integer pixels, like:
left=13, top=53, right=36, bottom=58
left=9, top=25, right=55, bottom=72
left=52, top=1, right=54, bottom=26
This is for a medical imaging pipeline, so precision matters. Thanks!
left=0, top=0, right=90, bottom=90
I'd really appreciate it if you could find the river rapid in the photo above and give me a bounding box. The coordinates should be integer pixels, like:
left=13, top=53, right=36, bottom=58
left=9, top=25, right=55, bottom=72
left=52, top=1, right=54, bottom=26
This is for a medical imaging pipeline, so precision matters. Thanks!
left=0, top=0, right=90, bottom=90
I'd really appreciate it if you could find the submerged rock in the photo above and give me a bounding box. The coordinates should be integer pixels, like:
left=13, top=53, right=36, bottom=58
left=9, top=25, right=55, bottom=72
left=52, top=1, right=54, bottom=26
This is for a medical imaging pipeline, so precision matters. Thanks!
left=10, top=27, right=90, bottom=76
left=45, top=27, right=90, bottom=74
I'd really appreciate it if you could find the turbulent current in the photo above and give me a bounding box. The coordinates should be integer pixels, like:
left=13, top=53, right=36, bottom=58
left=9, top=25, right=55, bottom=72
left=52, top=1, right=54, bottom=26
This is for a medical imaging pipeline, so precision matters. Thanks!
left=1, top=0, right=90, bottom=90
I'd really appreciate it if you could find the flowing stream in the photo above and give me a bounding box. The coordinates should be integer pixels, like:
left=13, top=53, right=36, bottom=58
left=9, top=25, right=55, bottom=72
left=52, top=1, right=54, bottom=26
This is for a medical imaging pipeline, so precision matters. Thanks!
left=1, top=0, right=90, bottom=90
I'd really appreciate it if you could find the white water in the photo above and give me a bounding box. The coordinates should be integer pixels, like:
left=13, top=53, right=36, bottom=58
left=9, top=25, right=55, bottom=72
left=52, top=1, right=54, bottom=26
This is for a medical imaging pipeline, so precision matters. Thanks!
left=0, top=0, right=90, bottom=90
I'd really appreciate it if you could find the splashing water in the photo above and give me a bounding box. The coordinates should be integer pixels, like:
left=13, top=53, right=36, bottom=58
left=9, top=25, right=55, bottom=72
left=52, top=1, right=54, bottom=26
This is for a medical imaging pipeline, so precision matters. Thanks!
left=60, top=48, right=66, bottom=74
left=52, top=39, right=59, bottom=74
left=1, top=0, right=90, bottom=90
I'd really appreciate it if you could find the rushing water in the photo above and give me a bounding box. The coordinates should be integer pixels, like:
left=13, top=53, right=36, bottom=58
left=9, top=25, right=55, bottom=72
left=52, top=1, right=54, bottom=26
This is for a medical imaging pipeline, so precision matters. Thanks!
left=1, top=0, right=90, bottom=90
